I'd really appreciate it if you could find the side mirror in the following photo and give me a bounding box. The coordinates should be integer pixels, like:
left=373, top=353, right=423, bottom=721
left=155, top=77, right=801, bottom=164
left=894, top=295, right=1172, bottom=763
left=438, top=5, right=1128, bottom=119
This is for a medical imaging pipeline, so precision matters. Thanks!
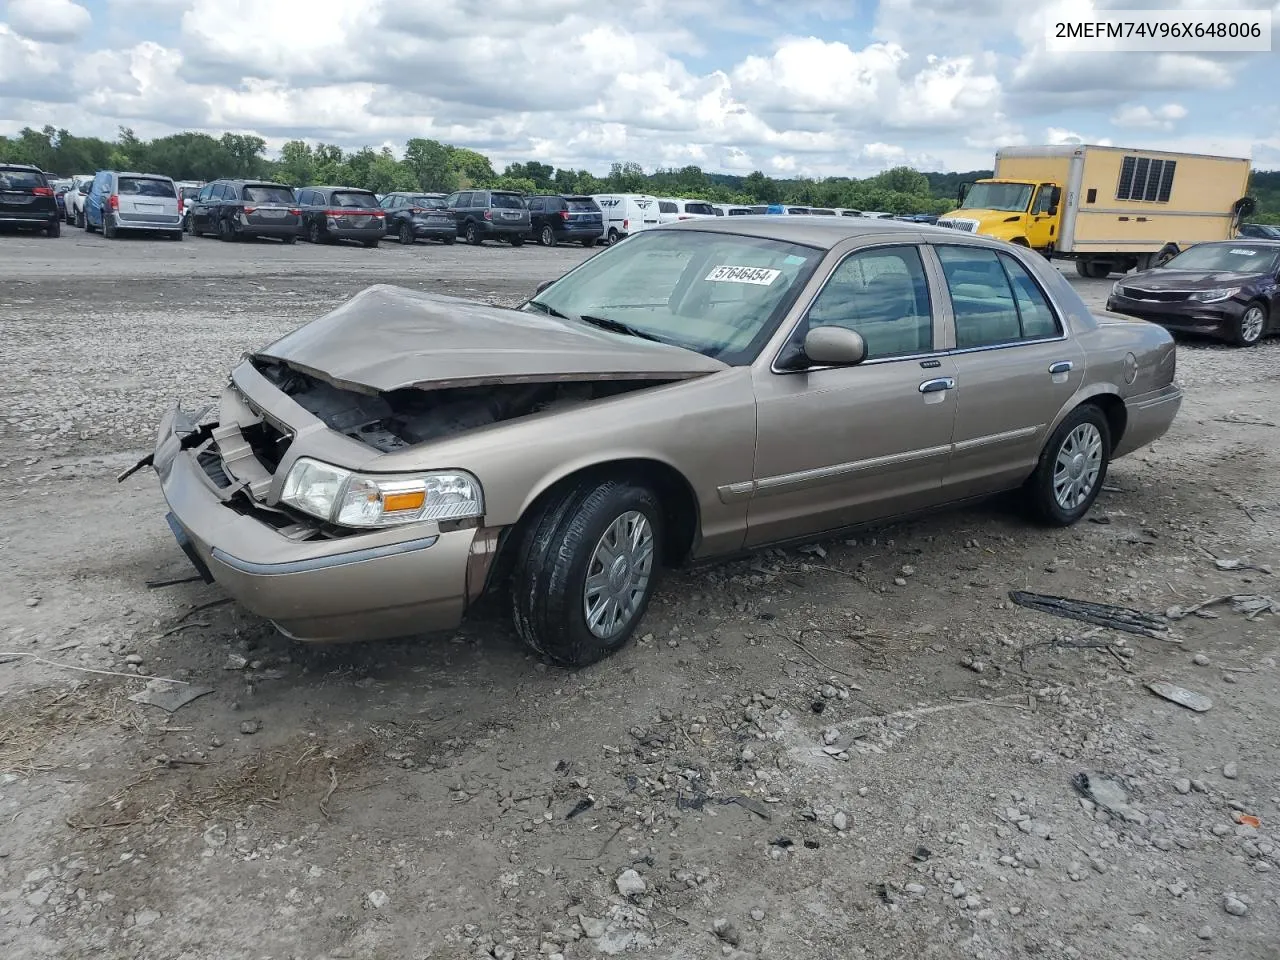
left=803, top=326, right=866, bottom=367
left=535, top=278, right=554, bottom=295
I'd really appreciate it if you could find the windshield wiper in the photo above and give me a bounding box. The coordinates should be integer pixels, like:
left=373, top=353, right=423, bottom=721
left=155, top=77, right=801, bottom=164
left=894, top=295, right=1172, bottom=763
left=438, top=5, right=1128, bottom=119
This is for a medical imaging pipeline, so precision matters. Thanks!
left=525, top=299, right=571, bottom=320
left=576, top=314, right=664, bottom=343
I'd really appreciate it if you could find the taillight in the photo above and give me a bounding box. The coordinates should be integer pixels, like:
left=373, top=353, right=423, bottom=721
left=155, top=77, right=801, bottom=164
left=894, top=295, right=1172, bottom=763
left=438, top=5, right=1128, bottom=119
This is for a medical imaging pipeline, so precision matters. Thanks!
left=288, top=208, right=300, bottom=216
left=371, top=210, right=384, bottom=217
left=243, top=206, right=256, bottom=215
left=483, top=210, right=492, bottom=220
left=108, top=195, right=119, bottom=211
left=33, top=186, right=53, bottom=196
left=559, top=209, right=570, bottom=221
left=623, top=218, right=629, bottom=229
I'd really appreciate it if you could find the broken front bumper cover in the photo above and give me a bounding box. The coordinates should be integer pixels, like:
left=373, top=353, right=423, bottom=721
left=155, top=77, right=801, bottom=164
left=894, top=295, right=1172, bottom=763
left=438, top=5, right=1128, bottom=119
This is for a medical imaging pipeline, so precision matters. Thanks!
left=140, top=402, right=478, bottom=642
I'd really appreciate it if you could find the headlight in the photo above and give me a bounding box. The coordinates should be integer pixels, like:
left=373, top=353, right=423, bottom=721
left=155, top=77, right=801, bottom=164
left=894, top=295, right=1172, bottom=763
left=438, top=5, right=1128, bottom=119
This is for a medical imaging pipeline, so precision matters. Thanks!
left=1110, top=281, right=1125, bottom=297
left=1189, top=287, right=1240, bottom=303
left=280, top=457, right=483, bottom=528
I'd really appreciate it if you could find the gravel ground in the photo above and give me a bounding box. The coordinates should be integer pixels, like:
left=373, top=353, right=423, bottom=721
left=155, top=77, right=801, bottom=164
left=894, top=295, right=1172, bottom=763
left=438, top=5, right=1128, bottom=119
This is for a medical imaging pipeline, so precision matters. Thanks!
left=1, top=228, right=1278, bottom=960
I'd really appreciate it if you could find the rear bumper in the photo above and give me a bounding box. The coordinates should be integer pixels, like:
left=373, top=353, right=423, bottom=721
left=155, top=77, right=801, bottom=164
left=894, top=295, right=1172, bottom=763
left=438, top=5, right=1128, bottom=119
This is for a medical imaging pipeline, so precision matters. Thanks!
left=476, top=220, right=528, bottom=236
left=550, top=223, right=602, bottom=239
left=1114, top=383, right=1182, bottom=459
left=0, top=212, right=57, bottom=224
left=243, top=223, right=301, bottom=239
left=325, top=225, right=384, bottom=241
left=152, top=404, right=477, bottom=642
left=112, top=213, right=183, bottom=232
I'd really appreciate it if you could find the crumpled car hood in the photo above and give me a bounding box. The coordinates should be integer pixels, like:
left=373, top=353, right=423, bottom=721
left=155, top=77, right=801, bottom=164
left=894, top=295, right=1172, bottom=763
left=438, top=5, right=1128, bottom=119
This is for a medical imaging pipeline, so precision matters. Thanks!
left=1126, top=269, right=1265, bottom=290
left=254, top=284, right=728, bottom=392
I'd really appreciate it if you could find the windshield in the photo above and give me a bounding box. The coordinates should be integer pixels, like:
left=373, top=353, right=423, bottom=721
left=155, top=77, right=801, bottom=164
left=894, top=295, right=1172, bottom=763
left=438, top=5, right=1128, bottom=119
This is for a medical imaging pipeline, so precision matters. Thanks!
left=524, top=229, right=823, bottom=364
left=961, top=182, right=1033, bottom=213
left=1163, top=243, right=1280, bottom=274
left=119, top=177, right=175, bottom=198
left=332, top=191, right=378, bottom=208
left=491, top=192, right=524, bottom=209
left=244, top=185, right=294, bottom=203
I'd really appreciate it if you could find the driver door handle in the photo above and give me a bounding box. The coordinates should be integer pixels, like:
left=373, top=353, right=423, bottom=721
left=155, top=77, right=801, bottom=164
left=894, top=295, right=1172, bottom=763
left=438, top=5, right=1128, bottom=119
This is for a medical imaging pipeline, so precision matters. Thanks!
left=1048, top=361, right=1073, bottom=375
left=919, top=377, right=955, bottom=394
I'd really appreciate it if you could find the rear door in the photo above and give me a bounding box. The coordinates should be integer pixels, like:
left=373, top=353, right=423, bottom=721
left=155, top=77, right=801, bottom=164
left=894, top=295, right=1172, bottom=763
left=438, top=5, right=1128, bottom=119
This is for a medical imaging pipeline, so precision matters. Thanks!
left=329, top=189, right=381, bottom=229
left=116, top=176, right=178, bottom=223
left=930, top=243, right=1086, bottom=499
left=491, top=191, right=527, bottom=228
left=565, top=196, right=602, bottom=234
left=0, top=167, right=54, bottom=221
left=243, top=183, right=297, bottom=229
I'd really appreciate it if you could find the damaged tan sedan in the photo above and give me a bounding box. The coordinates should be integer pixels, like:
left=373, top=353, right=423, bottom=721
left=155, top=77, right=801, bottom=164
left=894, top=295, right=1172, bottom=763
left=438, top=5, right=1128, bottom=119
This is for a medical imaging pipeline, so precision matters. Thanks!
left=131, top=219, right=1181, bottom=667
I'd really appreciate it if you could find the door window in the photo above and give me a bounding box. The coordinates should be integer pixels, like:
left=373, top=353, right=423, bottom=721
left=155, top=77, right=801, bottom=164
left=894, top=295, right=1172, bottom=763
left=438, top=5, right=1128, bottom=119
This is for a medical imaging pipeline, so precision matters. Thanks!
left=527, top=197, right=545, bottom=213
left=1031, top=187, right=1055, bottom=215
left=936, top=245, right=1060, bottom=348
left=804, top=245, right=934, bottom=359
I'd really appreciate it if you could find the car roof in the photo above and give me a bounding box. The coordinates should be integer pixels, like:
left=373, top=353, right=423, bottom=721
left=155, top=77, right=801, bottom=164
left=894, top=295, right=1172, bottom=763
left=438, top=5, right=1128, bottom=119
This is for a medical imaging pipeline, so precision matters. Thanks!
left=116, top=171, right=173, bottom=179
left=653, top=215, right=998, bottom=250
left=310, top=185, right=374, bottom=192
left=0, top=162, right=43, bottom=172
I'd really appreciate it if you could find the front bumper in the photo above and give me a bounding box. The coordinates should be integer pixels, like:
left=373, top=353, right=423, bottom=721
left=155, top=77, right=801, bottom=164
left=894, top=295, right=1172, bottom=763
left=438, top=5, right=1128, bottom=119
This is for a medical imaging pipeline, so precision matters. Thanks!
left=151, top=403, right=478, bottom=642
left=1106, top=297, right=1241, bottom=339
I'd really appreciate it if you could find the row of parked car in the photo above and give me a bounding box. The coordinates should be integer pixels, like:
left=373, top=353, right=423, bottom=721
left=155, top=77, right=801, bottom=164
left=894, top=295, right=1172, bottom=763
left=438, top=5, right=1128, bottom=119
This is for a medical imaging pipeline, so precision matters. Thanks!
left=9, top=163, right=942, bottom=248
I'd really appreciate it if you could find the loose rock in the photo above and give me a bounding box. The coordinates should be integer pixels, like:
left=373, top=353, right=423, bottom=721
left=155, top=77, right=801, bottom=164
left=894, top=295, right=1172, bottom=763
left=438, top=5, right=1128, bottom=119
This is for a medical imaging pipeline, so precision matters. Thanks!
left=615, top=869, right=646, bottom=898
left=1222, top=894, right=1248, bottom=917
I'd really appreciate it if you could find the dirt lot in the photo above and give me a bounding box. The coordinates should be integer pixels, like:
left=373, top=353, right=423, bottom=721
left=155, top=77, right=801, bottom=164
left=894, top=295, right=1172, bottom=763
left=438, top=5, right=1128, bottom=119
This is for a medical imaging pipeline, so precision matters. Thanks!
left=1, top=228, right=1278, bottom=960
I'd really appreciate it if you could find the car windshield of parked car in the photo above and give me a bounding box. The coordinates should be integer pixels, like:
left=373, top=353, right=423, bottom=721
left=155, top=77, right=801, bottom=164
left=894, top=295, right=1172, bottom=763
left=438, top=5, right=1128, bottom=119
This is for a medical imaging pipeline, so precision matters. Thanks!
left=525, top=229, right=824, bottom=364
left=1164, top=243, right=1280, bottom=274
left=119, top=177, right=175, bottom=198
left=0, top=169, right=45, bottom=189
left=491, top=192, right=524, bottom=209
left=331, top=191, right=378, bottom=208
left=961, top=183, right=1033, bottom=213
left=243, top=185, right=294, bottom=203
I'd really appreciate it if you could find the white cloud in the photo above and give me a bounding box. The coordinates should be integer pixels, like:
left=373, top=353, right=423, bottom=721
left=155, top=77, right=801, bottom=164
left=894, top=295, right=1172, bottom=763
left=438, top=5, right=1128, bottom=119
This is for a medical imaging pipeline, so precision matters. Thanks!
left=5, top=0, right=90, bottom=44
left=1046, top=127, right=1112, bottom=147
left=1110, top=103, right=1188, bottom=131
left=0, top=25, right=67, bottom=99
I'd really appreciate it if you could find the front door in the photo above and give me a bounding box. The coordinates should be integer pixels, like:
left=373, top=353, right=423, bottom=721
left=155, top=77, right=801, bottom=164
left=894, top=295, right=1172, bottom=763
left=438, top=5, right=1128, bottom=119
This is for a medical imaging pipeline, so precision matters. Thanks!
left=746, top=243, right=958, bottom=547
left=930, top=243, right=1086, bottom=499
left=1025, top=183, right=1059, bottom=251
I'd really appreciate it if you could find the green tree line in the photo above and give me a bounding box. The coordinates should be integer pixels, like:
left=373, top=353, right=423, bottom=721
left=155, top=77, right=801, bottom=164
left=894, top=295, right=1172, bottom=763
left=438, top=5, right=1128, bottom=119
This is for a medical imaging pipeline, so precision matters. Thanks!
left=4, top=124, right=1279, bottom=221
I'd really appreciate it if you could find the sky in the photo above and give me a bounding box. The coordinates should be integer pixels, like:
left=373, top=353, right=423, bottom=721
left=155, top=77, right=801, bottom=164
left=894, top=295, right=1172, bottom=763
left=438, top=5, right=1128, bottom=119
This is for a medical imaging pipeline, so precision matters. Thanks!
left=1, top=0, right=1278, bottom=177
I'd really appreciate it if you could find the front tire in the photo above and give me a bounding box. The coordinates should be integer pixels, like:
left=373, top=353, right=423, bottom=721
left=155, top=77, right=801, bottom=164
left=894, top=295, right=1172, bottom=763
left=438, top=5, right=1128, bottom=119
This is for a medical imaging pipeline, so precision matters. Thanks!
left=511, top=479, right=663, bottom=668
left=1025, top=405, right=1111, bottom=527
left=1231, top=302, right=1268, bottom=347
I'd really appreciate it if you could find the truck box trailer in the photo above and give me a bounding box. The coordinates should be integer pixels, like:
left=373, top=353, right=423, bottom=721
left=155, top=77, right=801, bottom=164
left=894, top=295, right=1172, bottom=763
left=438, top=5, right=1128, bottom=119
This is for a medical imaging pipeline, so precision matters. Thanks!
left=937, top=144, right=1255, bottom=278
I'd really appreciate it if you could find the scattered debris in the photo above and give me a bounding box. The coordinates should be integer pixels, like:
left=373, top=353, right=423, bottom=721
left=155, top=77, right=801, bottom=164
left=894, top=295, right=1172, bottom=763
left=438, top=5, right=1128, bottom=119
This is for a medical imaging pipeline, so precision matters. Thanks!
left=1145, top=681, right=1213, bottom=712
left=1166, top=594, right=1279, bottom=621
left=1071, top=772, right=1140, bottom=822
left=366, top=890, right=389, bottom=910
left=239, top=719, right=262, bottom=735
left=1212, top=558, right=1272, bottom=574
left=725, top=795, right=772, bottom=820
left=1009, top=591, right=1176, bottom=640
left=712, top=918, right=740, bottom=947
left=128, top=681, right=214, bottom=714
left=615, top=869, right=646, bottom=898
left=565, top=797, right=595, bottom=819
left=1222, top=894, right=1248, bottom=917
left=1223, top=762, right=1238, bottom=780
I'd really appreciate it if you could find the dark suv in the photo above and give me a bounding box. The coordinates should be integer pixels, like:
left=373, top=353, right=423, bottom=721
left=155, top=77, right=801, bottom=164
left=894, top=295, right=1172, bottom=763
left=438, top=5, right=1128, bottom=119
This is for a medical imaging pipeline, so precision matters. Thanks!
left=526, top=195, right=602, bottom=247
left=187, top=179, right=300, bottom=243
left=443, top=189, right=529, bottom=245
left=0, top=164, right=60, bottom=237
left=380, top=192, right=457, bottom=245
left=296, top=186, right=385, bottom=247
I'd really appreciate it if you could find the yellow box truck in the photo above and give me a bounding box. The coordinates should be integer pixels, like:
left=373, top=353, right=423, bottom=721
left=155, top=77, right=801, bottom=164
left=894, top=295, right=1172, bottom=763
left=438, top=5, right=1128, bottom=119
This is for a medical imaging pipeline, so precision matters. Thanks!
left=937, top=145, right=1255, bottom=278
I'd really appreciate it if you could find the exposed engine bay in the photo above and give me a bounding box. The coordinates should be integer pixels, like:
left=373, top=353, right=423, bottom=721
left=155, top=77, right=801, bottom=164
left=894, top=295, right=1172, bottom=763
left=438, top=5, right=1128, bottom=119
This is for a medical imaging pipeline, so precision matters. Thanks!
left=253, top=358, right=672, bottom=452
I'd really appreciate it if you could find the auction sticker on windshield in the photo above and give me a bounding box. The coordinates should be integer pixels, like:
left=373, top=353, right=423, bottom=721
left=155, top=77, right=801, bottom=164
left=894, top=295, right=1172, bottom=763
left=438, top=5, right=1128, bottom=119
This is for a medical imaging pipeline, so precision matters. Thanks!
left=1229, top=248, right=1258, bottom=256
left=705, top=265, right=781, bottom=285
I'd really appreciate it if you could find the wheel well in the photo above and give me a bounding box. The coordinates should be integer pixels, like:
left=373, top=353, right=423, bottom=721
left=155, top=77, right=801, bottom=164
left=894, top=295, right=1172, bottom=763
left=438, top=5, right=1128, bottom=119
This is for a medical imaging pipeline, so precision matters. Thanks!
left=1010, top=237, right=1030, bottom=246
left=484, top=459, right=701, bottom=593
left=1085, top=394, right=1127, bottom=449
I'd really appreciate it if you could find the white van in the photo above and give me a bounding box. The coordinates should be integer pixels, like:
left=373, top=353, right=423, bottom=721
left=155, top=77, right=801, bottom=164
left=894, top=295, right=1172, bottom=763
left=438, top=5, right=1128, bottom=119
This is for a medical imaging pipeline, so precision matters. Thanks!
left=592, top=194, right=661, bottom=244
left=657, top=198, right=719, bottom=223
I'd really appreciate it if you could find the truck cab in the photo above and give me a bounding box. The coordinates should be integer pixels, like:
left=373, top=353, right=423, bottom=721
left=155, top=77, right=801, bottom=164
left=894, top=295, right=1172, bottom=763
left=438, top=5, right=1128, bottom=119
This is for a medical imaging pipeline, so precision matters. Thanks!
left=938, top=179, right=1062, bottom=255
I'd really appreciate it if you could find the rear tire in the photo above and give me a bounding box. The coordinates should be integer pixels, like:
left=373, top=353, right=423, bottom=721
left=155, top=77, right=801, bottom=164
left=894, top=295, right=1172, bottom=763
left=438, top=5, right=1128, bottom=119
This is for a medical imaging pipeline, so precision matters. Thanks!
left=511, top=478, right=663, bottom=669
left=540, top=225, right=556, bottom=247
left=171, top=229, right=183, bottom=241
left=217, top=218, right=232, bottom=242
left=582, top=238, right=596, bottom=248
left=362, top=238, right=379, bottom=248
left=103, top=217, right=117, bottom=239
left=1025, top=405, right=1111, bottom=527
left=465, top=222, right=481, bottom=245
left=307, top=221, right=323, bottom=244
left=282, top=234, right=297, bottom=245
left=398, top=223, right=414, bottom=245
left=510, top=235, right=524, bottom=247
left=77, top=209, right=87, bottom=230
left=443, top=235, right=456, bottom=245
left=607, top=228, right=620, bottom=245
left=46, top=220, right=60, bottom=238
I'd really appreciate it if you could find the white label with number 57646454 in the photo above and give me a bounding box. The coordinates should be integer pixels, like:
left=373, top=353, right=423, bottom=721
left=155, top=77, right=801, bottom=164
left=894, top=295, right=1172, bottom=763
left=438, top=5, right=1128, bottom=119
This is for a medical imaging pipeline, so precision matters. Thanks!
left=705, top=265, right=781, bottom=285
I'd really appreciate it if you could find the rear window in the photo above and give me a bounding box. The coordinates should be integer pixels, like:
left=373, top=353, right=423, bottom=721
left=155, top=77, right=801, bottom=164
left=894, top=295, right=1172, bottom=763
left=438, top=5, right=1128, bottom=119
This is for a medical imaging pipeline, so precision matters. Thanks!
left=119, top=177, right=176, bottom=198
left=684, top=202, right=716, bottom=216
left=491, top=192, right=525, bottom=209
left=180, top=186, right=200, bottom=201
left=413, top=196, right=446, bottom=209
left=243, top=184, right=294, bottom=203
left=0, top=168, right=47, bottom=190
left=659, top=201, right=678, bottom=213
left=566, top=198, right=599, bottom=212
left=331, top=191, right=378, bottom=208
